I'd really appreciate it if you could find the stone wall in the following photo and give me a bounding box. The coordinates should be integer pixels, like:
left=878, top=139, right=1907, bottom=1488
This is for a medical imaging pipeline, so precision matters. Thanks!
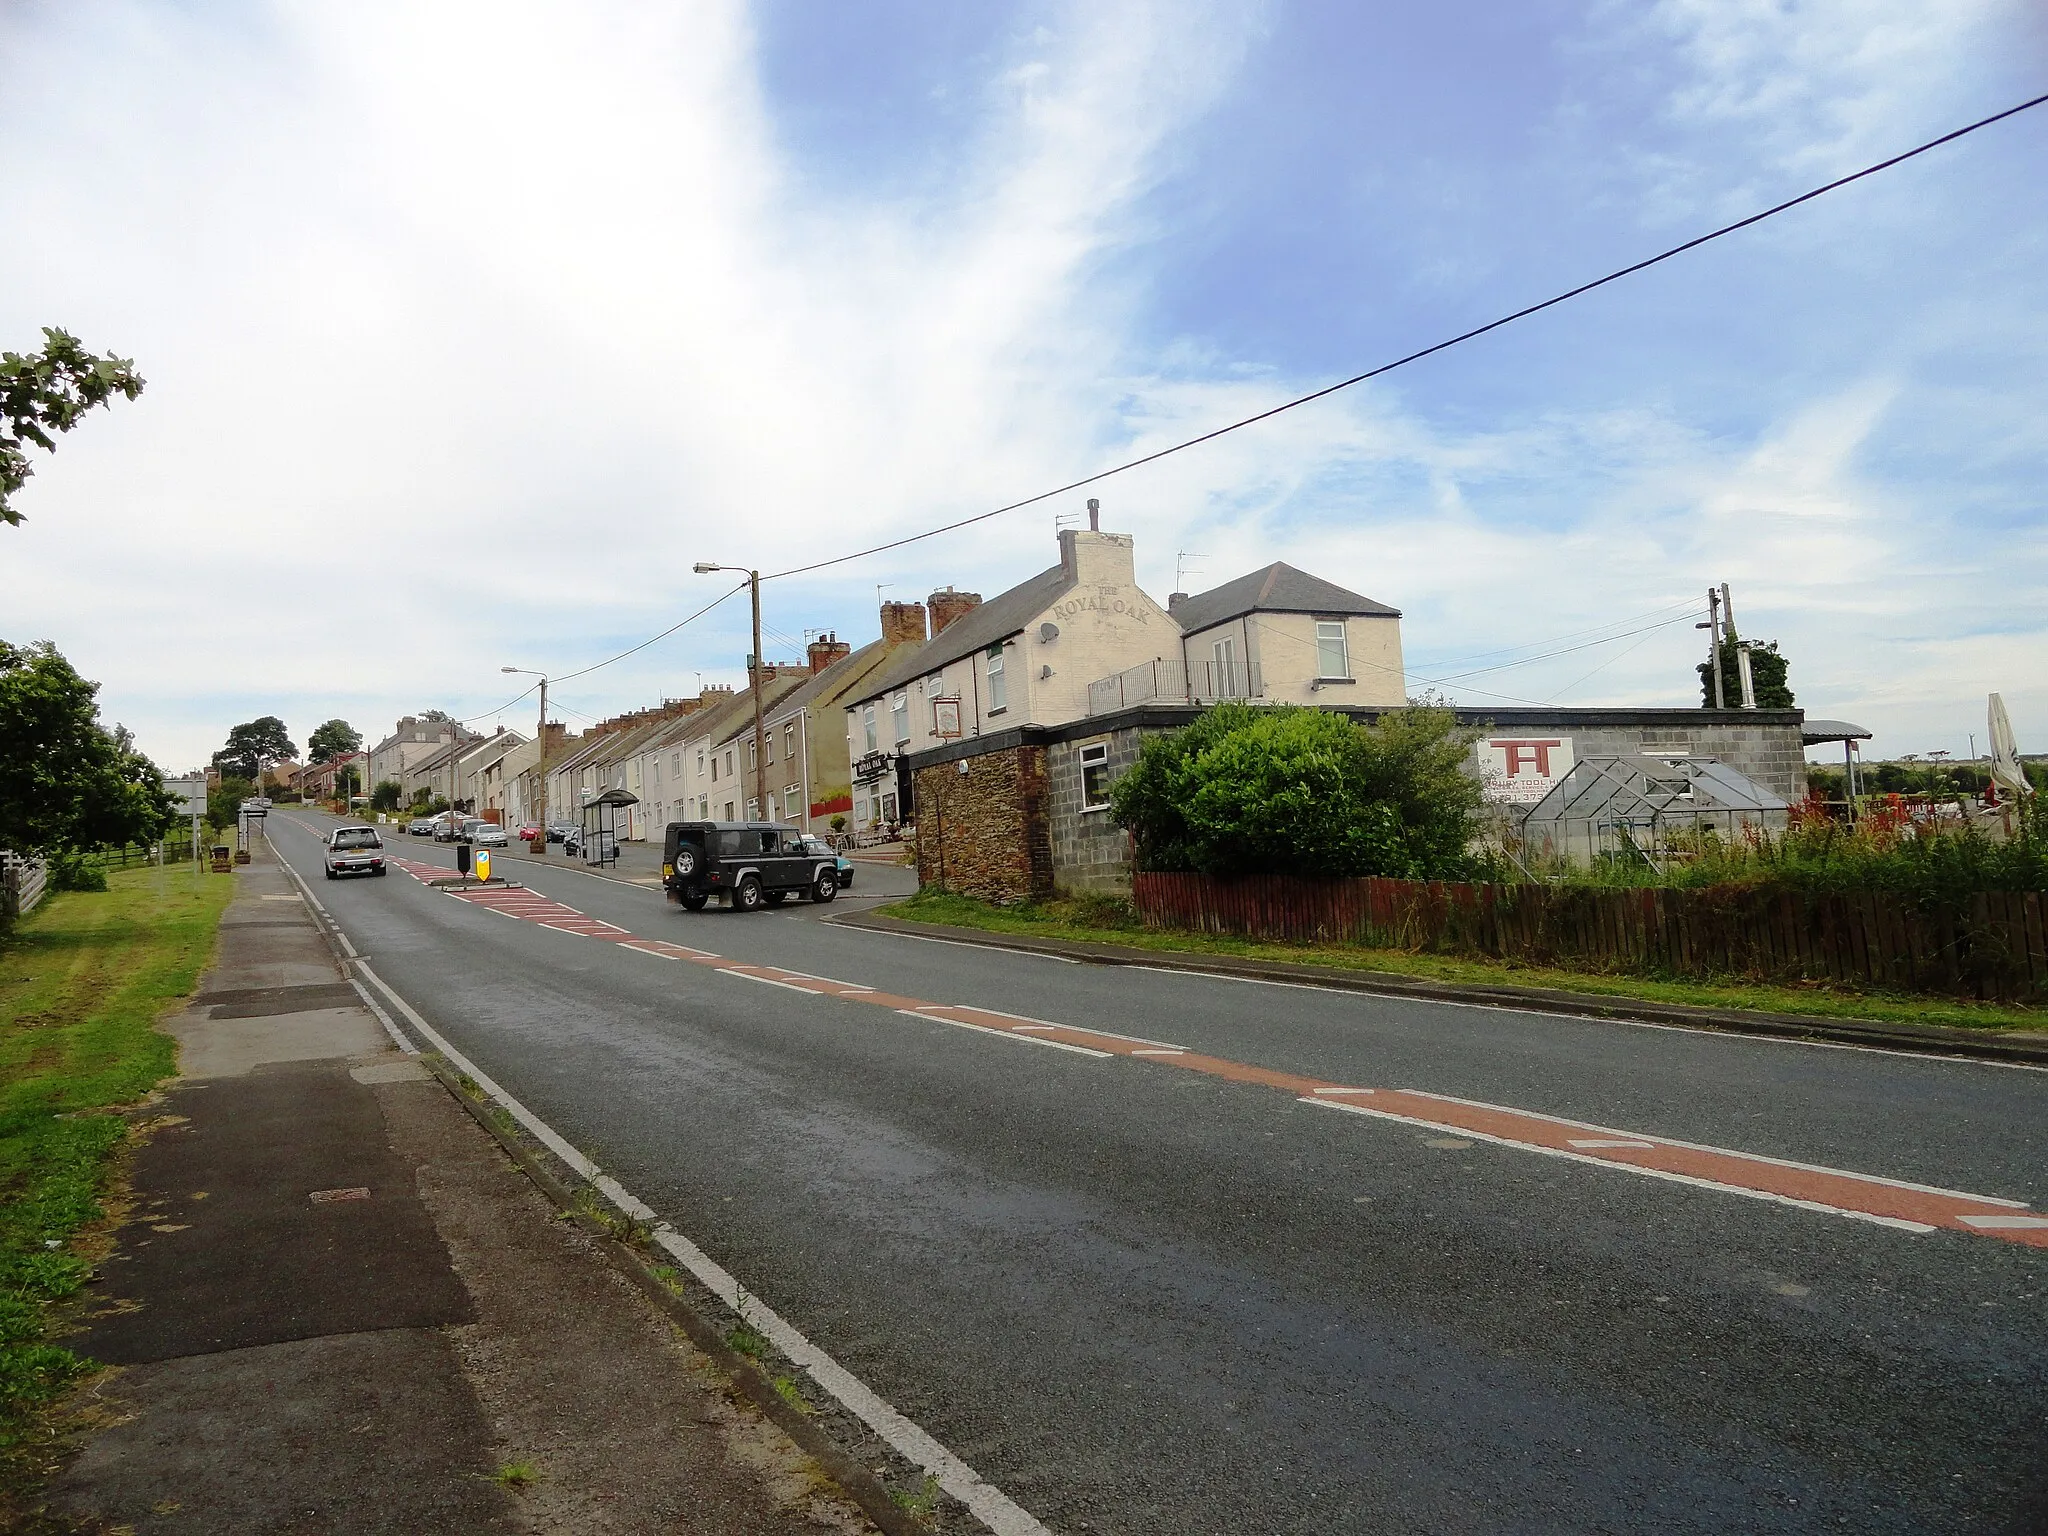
left=914, top=745, right=1052, bottom=904
left=1046, top=729, right=1146, bottom=893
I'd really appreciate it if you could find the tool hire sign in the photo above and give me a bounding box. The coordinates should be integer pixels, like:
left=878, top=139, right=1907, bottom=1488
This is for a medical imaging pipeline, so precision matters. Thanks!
left=1475, top=737, right=1575, bottom=805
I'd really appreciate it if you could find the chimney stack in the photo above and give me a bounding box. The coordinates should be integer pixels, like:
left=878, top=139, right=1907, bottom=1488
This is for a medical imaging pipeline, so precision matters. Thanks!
left=1087, top=497, right=1100, bottom=531
left=880, top=601, right=928, bottom=648
left=1168, top=592, right=1187, bottom=615
left=808, top=632, right=852, bottom=673
left=927, top=586, right=984, bottom=637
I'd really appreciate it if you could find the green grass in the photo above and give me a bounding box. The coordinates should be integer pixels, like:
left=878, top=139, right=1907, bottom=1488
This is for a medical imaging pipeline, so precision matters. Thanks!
left=492, top=1460, right=542, bottom=1490
left=884, top=889, right=2048, bottom=1035
left=0, top=863, right=231, bottom=1499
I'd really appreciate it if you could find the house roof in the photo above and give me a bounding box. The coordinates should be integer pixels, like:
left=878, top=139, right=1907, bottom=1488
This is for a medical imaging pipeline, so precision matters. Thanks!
left=705, top=672, right=812, bottom=749
left=850, top=564, right=1076, bottom=708
left=1170, top=561, right=1400, bottom=634
left=763, top=639, right=894, bottom=725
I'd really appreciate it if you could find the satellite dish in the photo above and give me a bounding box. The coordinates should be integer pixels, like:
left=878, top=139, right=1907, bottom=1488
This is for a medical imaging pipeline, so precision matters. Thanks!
left=1039, top=622, right=1059, bottom=643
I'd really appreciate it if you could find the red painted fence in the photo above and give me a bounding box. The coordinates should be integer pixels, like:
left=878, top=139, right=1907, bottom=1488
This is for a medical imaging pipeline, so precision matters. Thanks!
left=1131, top=872, right=2048, bottom=1004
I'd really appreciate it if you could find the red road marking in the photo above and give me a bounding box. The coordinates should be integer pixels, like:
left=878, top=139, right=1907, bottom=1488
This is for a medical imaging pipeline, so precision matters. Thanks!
left=404, top=868, right=2046, bottom=1249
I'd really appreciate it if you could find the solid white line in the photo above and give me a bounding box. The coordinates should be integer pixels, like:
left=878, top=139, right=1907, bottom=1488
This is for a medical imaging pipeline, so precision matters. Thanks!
left=854, top=928, right=1080, bottom=963
left=1569, top=1138, right=1655, bottom=1150
left=344, top=961, right=1050, bottom=1535
left=1959, top=1214, right=2048, bottom=1229
left=1130, top=1048, right=1187, bottom=1057
left=898, top=1009, right=1112, bottom=1058
left=1401, top=1088, right=2032, bottom=1207
left=728, top=971, right=827, bottom=996
left=1295, top=1095, right=1937, bottom=1234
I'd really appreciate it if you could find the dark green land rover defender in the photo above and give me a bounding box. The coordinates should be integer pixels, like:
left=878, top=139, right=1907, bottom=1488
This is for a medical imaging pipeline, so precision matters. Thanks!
left=662, top=821, right=839, bottom=912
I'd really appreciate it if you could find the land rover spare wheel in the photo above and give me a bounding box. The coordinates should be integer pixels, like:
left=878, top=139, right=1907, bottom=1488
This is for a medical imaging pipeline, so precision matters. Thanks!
left=674, top=846, right=697, bottom=876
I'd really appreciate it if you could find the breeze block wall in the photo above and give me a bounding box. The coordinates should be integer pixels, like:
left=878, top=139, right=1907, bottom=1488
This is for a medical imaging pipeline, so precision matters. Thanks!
left=1046, top=729, right=1145, bottom=893
left=914, top=744, right=1053, bottom=904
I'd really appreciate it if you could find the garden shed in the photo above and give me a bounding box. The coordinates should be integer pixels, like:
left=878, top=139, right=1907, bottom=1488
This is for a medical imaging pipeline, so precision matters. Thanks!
left=1518, top=753, right=1790, bottom=868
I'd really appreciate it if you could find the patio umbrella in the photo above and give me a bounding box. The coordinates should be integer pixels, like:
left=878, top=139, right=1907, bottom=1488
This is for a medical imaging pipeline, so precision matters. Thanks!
left=1988, top=693, right=2033, bottom=798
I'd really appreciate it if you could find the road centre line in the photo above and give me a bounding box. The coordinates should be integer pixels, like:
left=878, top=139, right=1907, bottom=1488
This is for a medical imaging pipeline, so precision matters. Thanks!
left=381, top=849, right=2048, bottom=1251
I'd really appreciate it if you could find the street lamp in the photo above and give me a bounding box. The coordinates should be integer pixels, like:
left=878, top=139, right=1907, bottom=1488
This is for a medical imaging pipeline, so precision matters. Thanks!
left=503, top=666, right=550, bottom=855
left=695, top=562, right=767, bottom=822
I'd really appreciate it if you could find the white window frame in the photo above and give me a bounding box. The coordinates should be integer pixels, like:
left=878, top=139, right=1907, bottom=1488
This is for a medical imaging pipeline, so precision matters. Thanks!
left=1079, top=741, right=1113, bottom=812
left=863, top=704, right=878, bottom=752
left=891, top=692, right=910, bottom=744
left=1315, top=620, right=1351, bottom=680
left=986, top=646, right=1007, bottom=713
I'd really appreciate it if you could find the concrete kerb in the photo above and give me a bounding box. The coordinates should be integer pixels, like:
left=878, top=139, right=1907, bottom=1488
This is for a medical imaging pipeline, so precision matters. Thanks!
left=825, top=909, right=2048, bottom=1068
left=268, top=839, right=940, bottom=1536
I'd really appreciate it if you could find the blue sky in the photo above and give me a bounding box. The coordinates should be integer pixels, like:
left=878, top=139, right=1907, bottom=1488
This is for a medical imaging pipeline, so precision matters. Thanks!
left=1, top=0, right=2044, bottom=770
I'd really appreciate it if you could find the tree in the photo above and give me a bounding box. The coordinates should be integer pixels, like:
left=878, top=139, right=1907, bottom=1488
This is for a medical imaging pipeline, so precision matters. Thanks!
left=2, top=328, right=146, bottom=527
left=1697, top=630, right=1794, bottom=709
left=0, top=640, right=176, bottom=854
left=306, top=719, right=361, bottom=764
left=211, top=716, right=297, bottom=779
left=369, top=780, right=402, bottom=812
left=1110, top=704, right=1484, bottom=879
left=206, top=776, right=253, bottom=835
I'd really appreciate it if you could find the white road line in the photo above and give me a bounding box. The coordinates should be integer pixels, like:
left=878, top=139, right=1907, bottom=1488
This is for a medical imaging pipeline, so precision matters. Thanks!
left=727, top=971, right=827, bottom=996
left=1131, top=1048, right=1188, bottom=1057
left=343, top=959, right=1050, bottom=1536
left=1569, top=1138, right=1656, bottom=1150
left=1959, top=1215, right=2048, bottom=1229
left=898, top=1009, right=1113, bottom=1058
left=1403, top=1087, right=2033, bottom=1207
left=1296, top=1095, right=1937, bottom=1234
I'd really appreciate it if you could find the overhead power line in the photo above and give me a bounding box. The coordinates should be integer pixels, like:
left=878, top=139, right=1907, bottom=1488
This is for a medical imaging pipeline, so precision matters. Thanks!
left=759, top=89, right=2048, bottom=585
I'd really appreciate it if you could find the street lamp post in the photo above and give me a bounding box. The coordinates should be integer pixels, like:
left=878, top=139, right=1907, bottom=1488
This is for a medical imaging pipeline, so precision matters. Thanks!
left=695, top=563, right=766, bottom=821
left=502, top=667, right=550, bottom=855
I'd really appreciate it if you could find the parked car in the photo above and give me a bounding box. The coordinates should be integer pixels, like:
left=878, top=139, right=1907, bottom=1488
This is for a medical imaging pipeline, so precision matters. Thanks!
left=562, top=825, right=619, bottom=861
left=663, top=821, right=837, bottom=911
left=516, top=823, right=544, bottom=842
left=471, top=821, right=510, bottom=848
left=432, top=815, right=484, bottom=844
left=324, top=825, right=387, bottom=879
left=546, top=821, right=577, bottom=844
left=407, top=816, right=437, bottom=837
left=798, top=835, right=855, bottom=889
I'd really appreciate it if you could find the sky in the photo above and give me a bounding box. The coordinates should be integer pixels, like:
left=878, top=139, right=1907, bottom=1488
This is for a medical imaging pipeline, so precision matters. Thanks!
left=2, top=0, right=2044, bottom=774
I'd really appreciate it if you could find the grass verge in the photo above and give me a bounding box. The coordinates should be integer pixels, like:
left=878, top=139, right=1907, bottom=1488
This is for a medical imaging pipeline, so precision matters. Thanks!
left=0, top=863, right=232, bottom=1516
left=882, top=889, right=2048, bottom=1035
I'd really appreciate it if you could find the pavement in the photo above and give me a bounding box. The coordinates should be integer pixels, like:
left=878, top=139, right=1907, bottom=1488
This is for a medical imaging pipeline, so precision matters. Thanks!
left=251, top=807, right=2048, bottom=1536
left=49, top=837, right=884, bottom=1535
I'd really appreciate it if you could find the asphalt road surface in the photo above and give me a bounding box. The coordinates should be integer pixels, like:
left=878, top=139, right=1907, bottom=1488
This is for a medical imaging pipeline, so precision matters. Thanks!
left=268, top=812, right=2048, bottom=1535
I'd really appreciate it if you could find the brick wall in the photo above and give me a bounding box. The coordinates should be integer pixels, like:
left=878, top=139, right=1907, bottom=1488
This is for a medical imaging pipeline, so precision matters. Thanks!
left=914, top=745, right=1052, bottom=904
left=1561, top=721, right=1805, bottom=802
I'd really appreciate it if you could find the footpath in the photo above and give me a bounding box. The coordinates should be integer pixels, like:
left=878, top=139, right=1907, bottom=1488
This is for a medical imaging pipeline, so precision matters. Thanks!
left=47, top=842, right=883, bottom=1535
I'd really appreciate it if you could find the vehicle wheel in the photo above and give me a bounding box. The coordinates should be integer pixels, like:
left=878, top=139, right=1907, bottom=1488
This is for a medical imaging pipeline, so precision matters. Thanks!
left=680, top=892, right=708, bottom=911
left=325, top=868, right=337, bottom=880
left=764, top=891, right=786, bottom=907
left=812, top=870, right=838, bottom=904
left=735, top=875, right=764, bottom=912
left=673, top=846, right=698, bottom=877
left=375, top=867, right=388, bottom=877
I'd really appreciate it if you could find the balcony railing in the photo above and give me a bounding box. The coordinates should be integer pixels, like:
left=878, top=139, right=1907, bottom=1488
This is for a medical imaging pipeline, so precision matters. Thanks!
left=1086, top=658, right=1262, bottom=715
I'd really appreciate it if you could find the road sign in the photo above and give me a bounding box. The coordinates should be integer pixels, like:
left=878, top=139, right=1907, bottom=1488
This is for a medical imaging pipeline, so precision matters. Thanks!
left=475, top=850, right=492, bottom=882
left=166, top=776, right=206, bottom=817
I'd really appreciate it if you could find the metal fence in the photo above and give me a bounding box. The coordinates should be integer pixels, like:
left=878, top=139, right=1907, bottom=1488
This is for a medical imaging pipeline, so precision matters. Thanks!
left=1134, top=870, right=2048, bottom=1004
left=1086, top=658, right=1263, bottom=715
left=0, top=852, right=49, bottom=919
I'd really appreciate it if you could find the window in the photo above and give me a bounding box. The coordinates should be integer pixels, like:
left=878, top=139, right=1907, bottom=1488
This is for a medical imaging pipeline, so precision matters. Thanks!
left=697, top=795, right=708, bottom=818
left=747, top=797, right=759, bottom=819
left=986, top=646, right=1006, bottom=712
left=723, top=800, right=735, bottom=821
left=724, top=749, right=734, bottom=778
left=785, top=784, right=801, bottom=822
left=710, top=753, right=719, bottom=783
left=1315, top=621, right=1350, bottom=680
left=1079, top=742, right=1113, bottom=811
left=784, top=722, right=796, bottom=761
left=891, top=692, right=909, bottom=744
left=672, top=751, right=681, bottom=777
left=1211, top=635, right=1239, bottom=698
left=863, top=704, right=877, bottom=752
left=651, top=758, right=660, bottom=785
left=748, top=739, right=757, bottom=769
left=696, top=749, right=705, bottom=776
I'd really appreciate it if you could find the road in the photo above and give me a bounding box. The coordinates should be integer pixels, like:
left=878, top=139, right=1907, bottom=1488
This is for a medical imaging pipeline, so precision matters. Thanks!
left=267, top=811, right=2047, bottom=1535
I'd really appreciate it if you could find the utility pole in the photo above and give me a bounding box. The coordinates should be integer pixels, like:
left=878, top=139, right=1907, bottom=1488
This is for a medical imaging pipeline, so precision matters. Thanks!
left=1704, top=586, right=1726, bottom=709
left=501, top=667, right=551, bottom=855
left=696, top=563, right=768, bottom=820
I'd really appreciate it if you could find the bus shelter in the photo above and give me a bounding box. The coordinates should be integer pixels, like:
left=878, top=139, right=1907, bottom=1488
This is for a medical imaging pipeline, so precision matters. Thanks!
left=1519, top=754, right=1789, bottom=870
left=580, top=786, right=637, bottom=867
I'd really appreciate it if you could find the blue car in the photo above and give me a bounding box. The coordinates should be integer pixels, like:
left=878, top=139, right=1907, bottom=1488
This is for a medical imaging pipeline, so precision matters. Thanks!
left=799, top=835, right=854, bottom=888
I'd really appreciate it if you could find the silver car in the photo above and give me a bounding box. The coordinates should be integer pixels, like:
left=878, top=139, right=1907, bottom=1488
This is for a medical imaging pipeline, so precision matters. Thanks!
left=470, top=821, right=510, bottom=848
left=324, top=825, right=387, bottom=879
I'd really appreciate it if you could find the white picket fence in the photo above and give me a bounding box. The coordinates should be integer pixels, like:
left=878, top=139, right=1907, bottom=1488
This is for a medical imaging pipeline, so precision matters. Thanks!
left=1, top=851, right=49, bottom=919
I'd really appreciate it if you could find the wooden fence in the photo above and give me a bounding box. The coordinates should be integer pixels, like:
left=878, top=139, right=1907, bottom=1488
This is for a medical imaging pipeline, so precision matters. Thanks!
left=0, top=852, right=49, bottom=920
left=1132, top=871, right=2048, bottom=1004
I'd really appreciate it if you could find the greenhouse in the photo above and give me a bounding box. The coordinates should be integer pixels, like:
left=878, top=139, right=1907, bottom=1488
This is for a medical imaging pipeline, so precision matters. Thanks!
left=1517, top=753, right=1791, bottom=868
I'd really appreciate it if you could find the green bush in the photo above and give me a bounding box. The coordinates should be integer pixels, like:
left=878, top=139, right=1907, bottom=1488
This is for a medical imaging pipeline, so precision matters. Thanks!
left=1110, top=705, right=1483, bottom=879
left=369, top=780, right=402, bottom=813
left=47, top=852, right=106, bottom=893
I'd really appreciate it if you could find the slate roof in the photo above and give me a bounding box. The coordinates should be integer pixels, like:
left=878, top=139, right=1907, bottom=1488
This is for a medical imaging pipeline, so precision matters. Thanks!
left=1171, top=562, right=1399, bottom=634
left=849, top=564, right=1076, bottom=708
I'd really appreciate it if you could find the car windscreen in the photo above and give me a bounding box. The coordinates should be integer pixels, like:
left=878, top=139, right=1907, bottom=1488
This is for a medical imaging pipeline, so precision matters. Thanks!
left=332, top=829, right=381, bottom=849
